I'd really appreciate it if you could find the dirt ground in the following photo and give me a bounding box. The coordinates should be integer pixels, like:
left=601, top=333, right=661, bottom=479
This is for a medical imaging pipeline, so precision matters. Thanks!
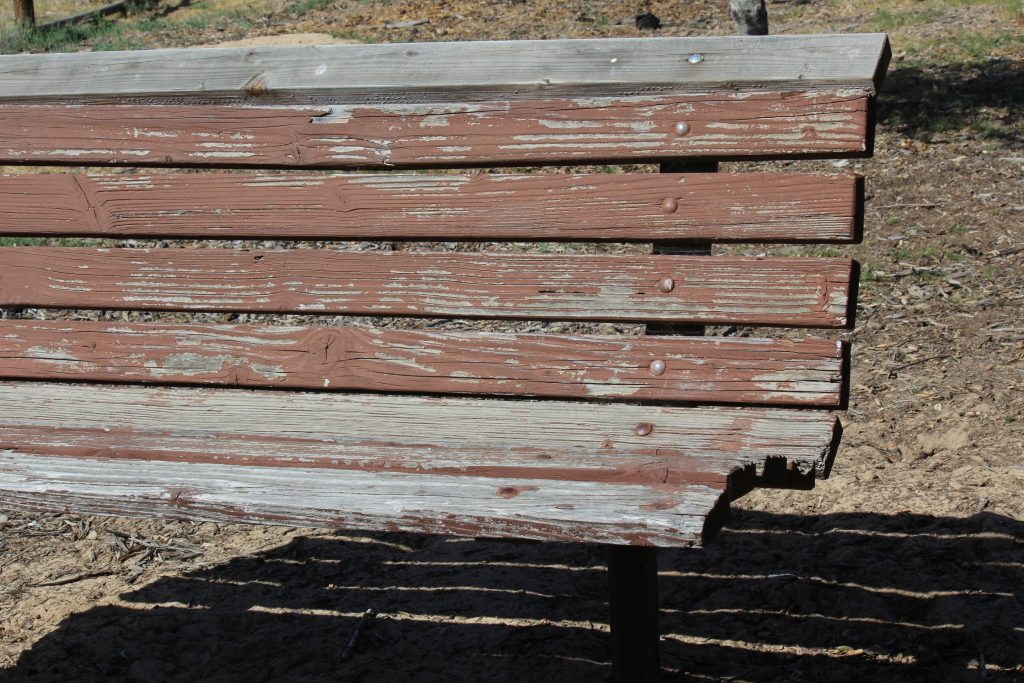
left=1, top=0, right=1022, bottom=680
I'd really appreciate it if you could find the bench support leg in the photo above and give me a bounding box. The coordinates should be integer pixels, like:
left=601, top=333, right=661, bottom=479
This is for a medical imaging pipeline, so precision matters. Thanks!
left=607, top=545, right=660, bottom=682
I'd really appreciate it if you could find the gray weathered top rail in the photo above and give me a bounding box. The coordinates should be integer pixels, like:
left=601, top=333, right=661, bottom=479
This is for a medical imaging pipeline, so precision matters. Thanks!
left=0, top=34, right=891, bottom=103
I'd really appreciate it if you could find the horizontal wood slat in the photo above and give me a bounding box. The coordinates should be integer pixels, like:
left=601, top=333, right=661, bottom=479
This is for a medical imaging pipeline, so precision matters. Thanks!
left=0, top=452, right=726, bottom=546
left=0, top=320, right=846, bottom=406
left=0, top=89, right=872, bottom=168
left=0, top=249, right=855, bottom=327
left=0, top=381, right=839, bottom=478
left=0, top=172, right=862, bottom=243
left=0, top=34, right=891, bottom=103
left=0, top=382, right=841, bottom=545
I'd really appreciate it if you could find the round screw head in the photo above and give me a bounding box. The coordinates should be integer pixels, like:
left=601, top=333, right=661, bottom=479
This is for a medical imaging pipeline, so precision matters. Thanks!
left=674, top=121, right=690, bottom=136
left=634, top=422, right=654, bottom=437
left=657, top=277, right=675, bottom=293
left=687, top=53, right=705, bottom=64
left=661, top=197, right=679, bottom=214
left=649, top=359, right=666, bottom=376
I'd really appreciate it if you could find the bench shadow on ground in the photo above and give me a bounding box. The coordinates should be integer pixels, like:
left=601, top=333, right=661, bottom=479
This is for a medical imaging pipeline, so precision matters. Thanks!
left=6, top=510, right=1022, bottom=682
left=879, top=60, right=1023, bottom=144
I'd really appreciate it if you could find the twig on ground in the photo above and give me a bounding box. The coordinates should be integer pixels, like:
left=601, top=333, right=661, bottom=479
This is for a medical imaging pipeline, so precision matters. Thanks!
left=875, top=202, right=945, bottom=209
left=341, top=608, right=377, bottom=661
left=384, top=18, right=428, bottom=28
left=889, top=354, right=951, bottom=374
left=107, top=529, right=204, bottom=562
left=30, top=569, right=118, bottom=587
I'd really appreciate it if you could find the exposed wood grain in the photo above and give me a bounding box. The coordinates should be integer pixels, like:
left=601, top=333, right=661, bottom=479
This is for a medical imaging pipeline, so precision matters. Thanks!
left=0, top=172, right=862, bottom=243
left=0, top=34, right=891, bottom=103
left=0, top=320, right=846, bottom=405
left=0, top=33, right=877, bottom=549
left=0, top=248, right=855, bottom=328
left=0, top=452, right=728, bottom=546
left=0, top=90, right=872, bottom=168
left=0, top=382, right=840, bottom=479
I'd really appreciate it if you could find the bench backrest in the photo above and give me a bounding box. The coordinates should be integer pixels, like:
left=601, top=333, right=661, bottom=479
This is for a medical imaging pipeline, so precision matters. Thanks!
left=0, top=35, right=889, bottom=546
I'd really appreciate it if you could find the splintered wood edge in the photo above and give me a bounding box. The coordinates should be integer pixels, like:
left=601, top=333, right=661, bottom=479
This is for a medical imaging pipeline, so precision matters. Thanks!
left=0, top=382, right=842, bottom=545
left=0, top=452, right=728, bottom=546
left=0, top=34, right=892, bottom=103
left=0, top=381, right=843, bottom=478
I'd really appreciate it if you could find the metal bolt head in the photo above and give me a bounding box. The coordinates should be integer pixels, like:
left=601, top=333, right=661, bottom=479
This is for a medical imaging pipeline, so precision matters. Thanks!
left=661, top=197, right=679, bottom=214
left=657, top=277, right=675, bottom=293
left=687, top=53, right=705, bottom=64
left=649, top=359, right=666, bottom=376
left=634, top=422, right=654, bottom=437
left=674, top=121, right=690, bottom=136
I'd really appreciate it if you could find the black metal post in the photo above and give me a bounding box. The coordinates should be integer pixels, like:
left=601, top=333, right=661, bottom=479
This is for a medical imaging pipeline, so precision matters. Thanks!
left=607, top=159, right=721, bottom=680
left=608, top=545, right=660, bottom=682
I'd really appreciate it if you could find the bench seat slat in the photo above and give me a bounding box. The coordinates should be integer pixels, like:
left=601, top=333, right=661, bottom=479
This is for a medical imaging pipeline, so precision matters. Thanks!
left=0, top=89, right=871, bottom=168
left=0, top=320, right=846, bottom=406
left=0, top=172, right=861, bottom=243
left=0, top=452, right=726, bottom=547
left=0, top=249, right=855, bottom=328
left=0, top=35, right=890, bottom=102
left=0, top=382, right=840, bottom=478
left=0, top=381, right=842, bottom=544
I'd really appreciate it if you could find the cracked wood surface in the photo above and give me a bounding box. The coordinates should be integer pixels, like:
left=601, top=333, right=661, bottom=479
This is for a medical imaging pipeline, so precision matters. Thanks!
left=0, top=34, right=891, bottom=104
left=0, top=381, right=842, bottom=545
left=0, top=88, right=872, bottom=168
left=0, top=172, right=862, bottom=243
left=0, top=33, right=882, bottom=545
left=0, top=248, right=855, bottom=328
left=0, top=453, right=728, bottom=546
left=0, top=320, right=846, bottom=406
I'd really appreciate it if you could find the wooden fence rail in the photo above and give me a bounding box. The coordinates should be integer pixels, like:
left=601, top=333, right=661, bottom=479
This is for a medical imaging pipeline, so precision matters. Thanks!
left=10, top=0, right=138, bottom=30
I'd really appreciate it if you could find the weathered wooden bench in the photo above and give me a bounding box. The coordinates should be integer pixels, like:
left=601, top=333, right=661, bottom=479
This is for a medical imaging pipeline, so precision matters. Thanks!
left=0, top=34, right=888, bottom=678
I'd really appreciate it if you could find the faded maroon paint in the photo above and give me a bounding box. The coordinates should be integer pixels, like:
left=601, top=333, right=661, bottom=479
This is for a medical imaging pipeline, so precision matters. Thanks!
left=0, top=426, right=737, bottom=487
left=0, top=382, right=842, bottom=477
left=0, top=320, right=845, bottom=405
left=0, top=89, right=871, bottom=168
left=0, top=172, right=862, bottom=243
left=0, top=45, right=874, bottom=547
left=0, top=248, right=855, bottom=327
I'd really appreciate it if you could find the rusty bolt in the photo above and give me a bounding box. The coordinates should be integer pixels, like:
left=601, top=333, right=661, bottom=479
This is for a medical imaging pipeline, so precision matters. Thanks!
left=649, top=359, right=666, bottom=376
left=674, top=121, right=690, bottom=136
left=634, top=422, right=654, bottom=437
left=661, top=198, right=679, bottom=214
left=657, top=277, right=675, bottom=293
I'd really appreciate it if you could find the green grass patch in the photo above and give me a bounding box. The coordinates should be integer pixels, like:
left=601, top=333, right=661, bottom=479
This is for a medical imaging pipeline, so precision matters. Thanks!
left=1, top=1, right=277, bottom=54
left=907, top=29, right=1024, bottom=65
left=860, top=262, right=885, bottom=283
left=288, top=0, right=336, bottom=15
left=0, top=15, right=126, bottom=53
left=866, top=6, right=945, bottom=31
